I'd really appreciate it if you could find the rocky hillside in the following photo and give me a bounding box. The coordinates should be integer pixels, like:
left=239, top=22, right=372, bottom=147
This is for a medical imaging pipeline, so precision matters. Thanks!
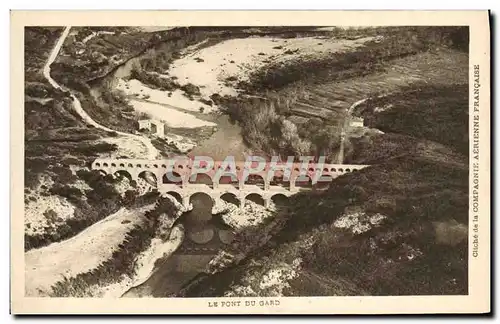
left=24, top=27, right=161, bottom=252
left=174, top=27, right=469, bottom=297
left=179, top=139, right=468, bottom=297
left=352, top=83, right=469, bottom=157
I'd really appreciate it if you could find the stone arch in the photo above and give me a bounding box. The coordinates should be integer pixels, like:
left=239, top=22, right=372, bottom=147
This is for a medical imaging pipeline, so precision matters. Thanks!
left=189, top=192, right=214, bottom=209
left=136, top=163, right=142, bottom=168
left=95, top=162, right=101, bottom=167
left=163, top=171, right=183, bottom=186
left=111, top=163, right=117, bottom=167
left=338, top=168, right=344, bottom=172
left=218, top=173, right=239, bottom=188
left=166, top=191, right=182, bottom=204
left=330, top=167, right=337, bottom=172
left=103, top=163, right=109, bottom=167
left=245, top=193, right=265, bottom=207
left=244, top=174, right=265, bottom=190
left=96, top=170, right=107, bottom=176
left=269, top=173, right=290, bottom=189
left=103, top=173, right=115, bottom=182
left=271, top=193, right=289, bottom=207
left=295, top=174, right=313, bottom=188
left=114, top=170, right=133, bottom=182
left=345, top=168, right=351, bottom=172
left=119, top=163, right=125, bottom=167
left=189, top=229, right=215, bottom=245
left=138, top=170, right=158, bottom=187
left=189, top=173, right=214, bottom=188
left=219, top=230, right=235, bottom=245
left=128, top=163, right=133, bottom=168
left=220, top=192, right=240, bottom=207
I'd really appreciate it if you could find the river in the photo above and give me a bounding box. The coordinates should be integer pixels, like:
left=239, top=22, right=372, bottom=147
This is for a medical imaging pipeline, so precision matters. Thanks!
left=122, top=194, right=234, bottom=297
left=89, top=37, right=246, bottom=297
left=94, top=40, right=249, bottom=161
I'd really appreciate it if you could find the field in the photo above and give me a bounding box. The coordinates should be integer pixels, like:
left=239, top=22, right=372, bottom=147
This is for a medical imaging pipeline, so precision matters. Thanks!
left=285, top=49, right=467, bottom=120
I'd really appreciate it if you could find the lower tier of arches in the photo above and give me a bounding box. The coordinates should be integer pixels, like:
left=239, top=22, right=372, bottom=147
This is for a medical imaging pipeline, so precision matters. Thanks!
left=161, top=190, right=292, bottom=210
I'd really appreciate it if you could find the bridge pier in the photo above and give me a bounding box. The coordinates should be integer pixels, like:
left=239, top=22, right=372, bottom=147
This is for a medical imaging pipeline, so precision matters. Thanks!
left=182, top=196, right=190, bottom=210
left=131, top=172, right=139, bottom=183
left=239, top=197, right=245, bottom=211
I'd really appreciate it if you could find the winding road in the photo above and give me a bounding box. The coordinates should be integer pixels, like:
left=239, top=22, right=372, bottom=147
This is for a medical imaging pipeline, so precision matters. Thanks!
left=43, top=26, right=159, bottom=160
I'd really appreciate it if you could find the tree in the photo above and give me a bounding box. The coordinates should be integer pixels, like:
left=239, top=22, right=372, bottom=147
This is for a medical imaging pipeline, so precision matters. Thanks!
left=122, top=190, right=137, bottom=207
left=280, top=119, right=311, bottom=156
left=43, top=209, right=59, bottom=223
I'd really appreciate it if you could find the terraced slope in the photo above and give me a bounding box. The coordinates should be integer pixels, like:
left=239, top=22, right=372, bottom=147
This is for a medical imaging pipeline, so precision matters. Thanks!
left=289, top=49, right=468, bottom=120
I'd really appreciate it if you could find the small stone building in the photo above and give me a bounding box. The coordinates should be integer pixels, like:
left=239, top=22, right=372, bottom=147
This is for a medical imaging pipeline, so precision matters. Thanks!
left=349, top=116, right=364, bottom=128
left=138, top=119, right=165, bottom=138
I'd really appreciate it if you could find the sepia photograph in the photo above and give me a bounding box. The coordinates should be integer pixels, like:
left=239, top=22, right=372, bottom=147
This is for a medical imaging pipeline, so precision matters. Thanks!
left=10, top=10, right=490, bottom=314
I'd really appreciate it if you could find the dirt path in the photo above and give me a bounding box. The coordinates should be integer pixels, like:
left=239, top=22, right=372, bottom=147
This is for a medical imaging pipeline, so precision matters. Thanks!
left=43, top=26, right=159, bottom=160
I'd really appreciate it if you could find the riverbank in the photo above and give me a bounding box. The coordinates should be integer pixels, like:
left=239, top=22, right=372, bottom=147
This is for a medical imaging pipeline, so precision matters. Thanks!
left=90, top=224, right=185, bottom=298
left=25, top=204, right=155, bottom=296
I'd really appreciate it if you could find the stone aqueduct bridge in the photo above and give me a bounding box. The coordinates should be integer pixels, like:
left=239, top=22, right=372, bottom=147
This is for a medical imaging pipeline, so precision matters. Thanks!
left=91, top=158, right=370, bottom=209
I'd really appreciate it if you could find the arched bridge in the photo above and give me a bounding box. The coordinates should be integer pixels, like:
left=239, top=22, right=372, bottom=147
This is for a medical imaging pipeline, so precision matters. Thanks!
left=91, top=158, right=370, bottom=209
